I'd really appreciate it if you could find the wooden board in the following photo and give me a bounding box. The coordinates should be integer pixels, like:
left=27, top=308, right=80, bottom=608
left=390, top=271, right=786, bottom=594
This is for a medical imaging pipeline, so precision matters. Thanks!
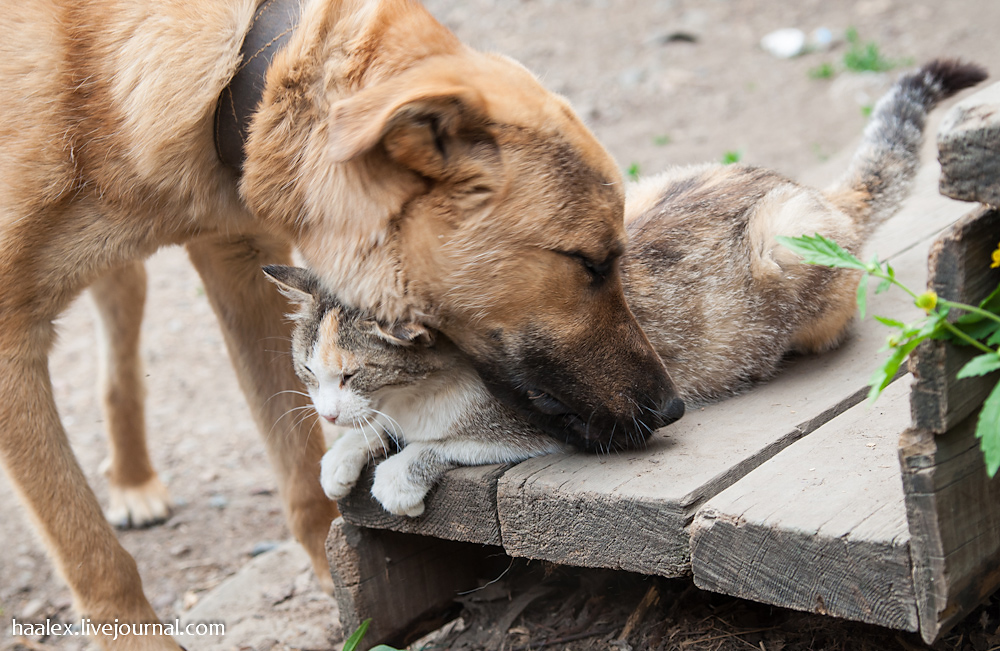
left=900, top=414, right=1000, bottom=643
left=689, top=378, right=917, bottom=631
left=326, top=518, right=504, bottom=650
left=938, top=81, right=1000, bottom=206
left=338, top=463, right=510, bottom=546
left=910, top=207, right=1000, bottom=433
left=901, top=203, right=1000, bottom=643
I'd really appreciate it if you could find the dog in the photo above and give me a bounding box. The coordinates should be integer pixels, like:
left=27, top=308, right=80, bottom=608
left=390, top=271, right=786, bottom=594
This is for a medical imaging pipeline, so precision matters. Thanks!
left=0, top=0, right=678, bottom=648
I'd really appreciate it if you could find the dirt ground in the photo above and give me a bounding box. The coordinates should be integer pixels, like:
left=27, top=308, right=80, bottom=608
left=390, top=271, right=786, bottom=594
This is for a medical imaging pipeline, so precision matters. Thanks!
left=2, top=0, right=1000, bottom=650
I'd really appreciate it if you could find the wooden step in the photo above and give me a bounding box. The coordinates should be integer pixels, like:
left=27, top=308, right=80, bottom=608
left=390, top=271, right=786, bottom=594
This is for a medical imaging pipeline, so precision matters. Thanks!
left=689, top=378, right=916, bottom=631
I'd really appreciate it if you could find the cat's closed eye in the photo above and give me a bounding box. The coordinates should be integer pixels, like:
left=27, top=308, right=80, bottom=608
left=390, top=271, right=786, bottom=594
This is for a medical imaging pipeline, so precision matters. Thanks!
left=298, top=363, right=317, bottom=384
left=340, top=371, right=356, bottom=389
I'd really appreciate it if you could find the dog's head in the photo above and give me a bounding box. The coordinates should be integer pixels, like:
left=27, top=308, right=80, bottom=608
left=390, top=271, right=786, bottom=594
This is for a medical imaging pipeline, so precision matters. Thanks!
left=246, top=40, right=682, bottom=450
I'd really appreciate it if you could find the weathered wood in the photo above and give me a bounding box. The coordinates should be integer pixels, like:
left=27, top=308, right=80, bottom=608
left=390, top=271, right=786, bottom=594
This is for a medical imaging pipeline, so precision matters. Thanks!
left=938, top=82, right=1000, bottom=206
left=326, top=518, right=504, bottom=650
left=901, top=202, right=1000, bottom=643
left=495, top=209, right=947, bottom=576
left=900, top=412, right=1000, bottom=644
left=910, top=207, right=1000, bottom=432
left=339, top=463, right=509, bottom=546
left=690, top=379, right=917, bottom=631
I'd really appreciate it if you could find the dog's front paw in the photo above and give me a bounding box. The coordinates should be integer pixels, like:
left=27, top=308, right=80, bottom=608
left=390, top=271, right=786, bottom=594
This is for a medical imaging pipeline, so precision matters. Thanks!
left=105, top=475, right=172, bottom=529
left=319, top=449, right=364, bottom=500
left=371, top=460, right=428, bottom=518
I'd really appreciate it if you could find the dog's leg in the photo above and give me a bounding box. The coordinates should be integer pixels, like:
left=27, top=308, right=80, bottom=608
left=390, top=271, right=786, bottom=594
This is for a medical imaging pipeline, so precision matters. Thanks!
left=90, top=261, right=172, bottom=528
left=0, top=324, right=180, bottom=650
left=186, top=233, right=339, bottom=593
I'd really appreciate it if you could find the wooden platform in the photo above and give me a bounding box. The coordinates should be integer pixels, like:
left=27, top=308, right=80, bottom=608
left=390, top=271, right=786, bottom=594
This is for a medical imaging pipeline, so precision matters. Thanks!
left=690, top=378, right=917, bottom=631
left=328, top=82, right=1000, bottom=648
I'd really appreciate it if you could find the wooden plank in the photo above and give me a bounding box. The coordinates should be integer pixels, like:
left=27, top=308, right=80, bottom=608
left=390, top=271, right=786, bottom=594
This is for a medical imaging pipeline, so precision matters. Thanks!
left=496, top=163, right=968, bottom=575
left=338, top=463, right=509, bottom=546
left=900, top=413, right=1000, bottom=644
left=901, top=203, right=1000, bottom=643
left=690, top=378, right=917, bottom=631
left=938, top=81, right=1000, bottom=206
left=326, top=518, right=504, bottom=649
left=910, top=207, right=1000, bottom=432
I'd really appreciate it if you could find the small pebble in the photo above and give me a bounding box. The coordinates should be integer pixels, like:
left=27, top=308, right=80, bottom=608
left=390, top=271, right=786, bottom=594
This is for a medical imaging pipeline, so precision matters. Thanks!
left=250, top=541, right=280, bottom=557
left=209, top=494, right=228, bottom=509
left=619, top=67, right=646, bottom=87
left=810, top=26, right=835, bottom=51
left=760, top=28, right=807, bottom=58
left=21, top=597, right=46, bottom=619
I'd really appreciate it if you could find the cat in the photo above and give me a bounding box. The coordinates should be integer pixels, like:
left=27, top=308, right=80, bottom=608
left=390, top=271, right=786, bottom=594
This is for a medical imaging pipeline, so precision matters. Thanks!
left=263, top=263, right=566, bottom=517
left=266, top=59, right=985, bottom=517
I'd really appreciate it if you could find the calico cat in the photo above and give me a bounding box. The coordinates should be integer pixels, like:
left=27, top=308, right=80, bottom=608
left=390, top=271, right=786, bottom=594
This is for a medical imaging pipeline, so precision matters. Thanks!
left=263, top=263, right=565, bottom=516
left=266, top=59, right=985, bottom=516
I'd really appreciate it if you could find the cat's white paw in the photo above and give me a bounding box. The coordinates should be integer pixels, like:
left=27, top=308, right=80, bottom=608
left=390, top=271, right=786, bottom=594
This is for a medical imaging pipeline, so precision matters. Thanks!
left=320, top=449, right=364, bottom=500
left=371, top=462, right=427, bottom=518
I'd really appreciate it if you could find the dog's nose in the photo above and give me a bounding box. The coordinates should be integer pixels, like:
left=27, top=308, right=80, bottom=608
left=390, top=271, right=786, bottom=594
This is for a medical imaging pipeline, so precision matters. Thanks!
left=652, top=397, right=685, bottom=429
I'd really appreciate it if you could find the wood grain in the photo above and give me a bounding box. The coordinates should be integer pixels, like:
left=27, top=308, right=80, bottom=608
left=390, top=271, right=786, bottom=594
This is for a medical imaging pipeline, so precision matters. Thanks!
left=690, top=379, right=917, bottom=631
left=910, top=207, right=1000, bottom=432
left=900, top=413, right=1000, bottom=644
left=339, top=463, right=510, bottom=546
left=326, top=518, right=504, bottom=649
left=938, top=82, right=1000, bottom=206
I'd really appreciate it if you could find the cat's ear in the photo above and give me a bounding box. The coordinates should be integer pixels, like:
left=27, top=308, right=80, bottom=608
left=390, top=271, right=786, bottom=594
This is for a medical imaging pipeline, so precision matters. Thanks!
left=262, top=265, right=319, bottom=306
left=372, top=321, right=436, bottom=347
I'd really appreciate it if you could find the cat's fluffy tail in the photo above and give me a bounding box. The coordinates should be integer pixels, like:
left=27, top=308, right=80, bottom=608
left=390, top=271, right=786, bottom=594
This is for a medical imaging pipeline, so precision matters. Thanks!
left=824, top=59, right=987, bottom=240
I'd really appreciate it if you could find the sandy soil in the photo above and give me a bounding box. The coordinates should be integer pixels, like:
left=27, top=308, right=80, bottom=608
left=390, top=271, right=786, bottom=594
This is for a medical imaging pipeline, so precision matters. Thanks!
left=2, top=0, right=1000, bottom=649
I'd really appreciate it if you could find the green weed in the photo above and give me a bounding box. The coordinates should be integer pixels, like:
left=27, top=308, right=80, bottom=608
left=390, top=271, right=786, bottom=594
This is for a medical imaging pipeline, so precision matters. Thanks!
left=721, top=150, right=743, bottom=165
left=843, top=27, right=897, bottom=73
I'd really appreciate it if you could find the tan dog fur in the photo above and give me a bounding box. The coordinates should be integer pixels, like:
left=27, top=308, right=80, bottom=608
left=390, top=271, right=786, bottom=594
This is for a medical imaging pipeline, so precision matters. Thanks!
left=0, top=1, right=677, bottom=649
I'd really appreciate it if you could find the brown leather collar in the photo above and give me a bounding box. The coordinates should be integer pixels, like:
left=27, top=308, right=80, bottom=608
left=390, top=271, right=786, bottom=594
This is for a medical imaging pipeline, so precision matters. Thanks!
left=214, top=0, right=302, bottom=172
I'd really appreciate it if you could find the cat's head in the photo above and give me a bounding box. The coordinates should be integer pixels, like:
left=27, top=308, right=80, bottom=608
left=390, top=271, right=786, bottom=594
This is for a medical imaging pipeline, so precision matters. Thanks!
left=263, top=265, right=441, bottom=428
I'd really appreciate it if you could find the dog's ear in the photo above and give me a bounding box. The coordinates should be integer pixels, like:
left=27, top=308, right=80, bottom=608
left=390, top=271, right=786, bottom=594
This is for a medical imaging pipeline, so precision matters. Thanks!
left=262, top=265, right=319, bottom=305
left=328, top=80, right=500, bottom=184
left=371, top=321, right=436, bottom=347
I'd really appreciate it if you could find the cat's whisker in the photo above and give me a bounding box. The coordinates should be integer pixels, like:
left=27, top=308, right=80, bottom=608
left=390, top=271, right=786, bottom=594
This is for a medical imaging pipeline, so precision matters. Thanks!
left=359, top=414, right=390, bottom=461
left=366, top=415, right=391, bottom=458
left=369, top=408, right=403, bottom=444
left=264, top=389, right=313, bottom=407
left=266, top=405, right=316, bottom=443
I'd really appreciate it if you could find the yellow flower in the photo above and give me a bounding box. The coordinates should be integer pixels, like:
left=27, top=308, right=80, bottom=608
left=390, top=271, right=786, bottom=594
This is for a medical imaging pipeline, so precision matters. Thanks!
left=915, top=290, right=938, bottom=313
left=991, top=241, right=1000, bottom=268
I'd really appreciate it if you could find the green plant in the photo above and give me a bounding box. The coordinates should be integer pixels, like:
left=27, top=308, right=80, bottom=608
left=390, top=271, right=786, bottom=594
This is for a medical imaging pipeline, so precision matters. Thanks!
left=860, top=104, right=873, bottom=117
left=627, top=162, right=641, bottom=181
left=721, top=150, right=743, bottom=165
left=342, top=619, right=402, bottom=651
left=778, top=233, right=1000, bottom=476
left=809, top=62, right=835, bottom=80
left=843, top=27, right=897, bottom=73
left=652, top=134, right=671, bottom=146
